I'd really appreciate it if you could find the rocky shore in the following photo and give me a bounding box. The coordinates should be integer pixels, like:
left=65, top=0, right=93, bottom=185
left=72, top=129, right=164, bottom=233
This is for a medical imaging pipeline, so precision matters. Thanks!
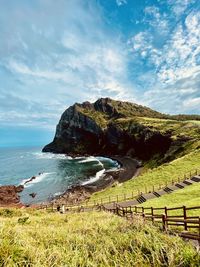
left=0, top=185, right=24, bottom=207
left=0, top=156, right=140, bottom=207
left=51, top=156, right=141, bottom=206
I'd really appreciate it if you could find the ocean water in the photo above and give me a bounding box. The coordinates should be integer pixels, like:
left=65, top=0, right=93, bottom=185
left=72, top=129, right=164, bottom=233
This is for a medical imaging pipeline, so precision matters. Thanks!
left=0, top=147, right=119, bottom=204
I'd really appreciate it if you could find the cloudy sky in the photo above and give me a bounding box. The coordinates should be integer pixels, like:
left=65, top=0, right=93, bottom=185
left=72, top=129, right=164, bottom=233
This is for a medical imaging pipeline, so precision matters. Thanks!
left=0, top=0, right=200, bottom=147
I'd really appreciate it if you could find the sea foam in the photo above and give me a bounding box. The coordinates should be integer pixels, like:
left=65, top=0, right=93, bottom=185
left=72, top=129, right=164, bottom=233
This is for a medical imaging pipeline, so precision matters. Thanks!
left=78, top=156, right=104, bottom=167
left=21, top=172, right=53, bottom=188
left=81, top=168, right=105, bottom=185
left=33, top=152, right=72, bottom=160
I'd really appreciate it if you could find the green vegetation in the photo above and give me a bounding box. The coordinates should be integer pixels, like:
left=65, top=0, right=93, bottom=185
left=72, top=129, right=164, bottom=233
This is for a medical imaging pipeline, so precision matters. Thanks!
left=140, top=182, right=200, bottom=216
left=0, top=209, right=199, bottom=266
left=89, top=149, right=200, bottom=203
left=3, top=99, right=200, bottom=266
left=109, top=99, right=166, bottom=119
left=78, top=107, right=109, bottom=129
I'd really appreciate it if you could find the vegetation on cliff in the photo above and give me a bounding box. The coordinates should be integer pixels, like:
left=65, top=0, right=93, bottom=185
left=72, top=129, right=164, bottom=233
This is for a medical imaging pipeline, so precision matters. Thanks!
left=43, top=98, right=200, bottom=167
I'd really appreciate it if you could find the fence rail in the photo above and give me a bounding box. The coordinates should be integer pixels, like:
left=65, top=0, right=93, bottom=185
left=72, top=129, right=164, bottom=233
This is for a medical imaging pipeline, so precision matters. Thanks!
left=101, top=204, right=200, bottom=242
left=51, top=168, right=200, bottom=211
left=39, top=168, right=200, bottom=218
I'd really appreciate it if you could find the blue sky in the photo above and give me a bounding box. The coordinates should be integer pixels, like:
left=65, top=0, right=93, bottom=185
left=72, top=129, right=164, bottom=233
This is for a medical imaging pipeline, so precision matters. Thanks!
left=0, top=0, right=200, bottom=147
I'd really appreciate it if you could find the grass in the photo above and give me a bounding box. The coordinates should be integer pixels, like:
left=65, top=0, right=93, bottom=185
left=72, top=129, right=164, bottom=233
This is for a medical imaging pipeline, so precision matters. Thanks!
left=116, top=116, right=200, bottom=142
left=78, top=106, right=109, bottom=129
left=140, top=182, right=200, bottom=216
left=0, top=209, right=199, bottom=266
left=187, top=120, right=200, bottom=125
left=88, top=149, right=200, bottom=204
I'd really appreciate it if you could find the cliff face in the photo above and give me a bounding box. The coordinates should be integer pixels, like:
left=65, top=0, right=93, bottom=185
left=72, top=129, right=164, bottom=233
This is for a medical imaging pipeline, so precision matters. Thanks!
left=43, top=98, right=178, bottom=162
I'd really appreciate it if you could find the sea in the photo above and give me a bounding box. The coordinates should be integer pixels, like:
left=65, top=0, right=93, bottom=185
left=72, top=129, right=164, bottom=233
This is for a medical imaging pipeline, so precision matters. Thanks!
left=0, top=147, right=119, bottom=205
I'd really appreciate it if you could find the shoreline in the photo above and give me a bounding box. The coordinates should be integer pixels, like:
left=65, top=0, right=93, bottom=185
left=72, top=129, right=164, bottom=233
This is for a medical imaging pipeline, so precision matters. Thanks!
left=0, top=155, right=141, bottom=208
left=50, top=156, right=141, bottom=207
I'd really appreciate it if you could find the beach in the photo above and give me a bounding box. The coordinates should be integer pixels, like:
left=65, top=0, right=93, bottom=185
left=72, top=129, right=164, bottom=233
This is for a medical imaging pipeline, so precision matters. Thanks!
left=51, top=156, right=140, bottom=206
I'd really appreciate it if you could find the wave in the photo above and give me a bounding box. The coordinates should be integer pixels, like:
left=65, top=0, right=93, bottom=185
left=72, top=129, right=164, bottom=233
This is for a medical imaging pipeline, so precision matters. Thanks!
left=81, top=168, right=105, bottom=185
left=78, top=156, right=104, bottom=168
left=21, top=172, right=54, bottom=188
left=95, top=159, right=104, bottom=168
left=78, top=156, right=96, bottom=163
left=33, top=152, right=72, bottom=160
left=54, top=191, right=65, bottom=197
left=97, top=156, right=120, bottom=167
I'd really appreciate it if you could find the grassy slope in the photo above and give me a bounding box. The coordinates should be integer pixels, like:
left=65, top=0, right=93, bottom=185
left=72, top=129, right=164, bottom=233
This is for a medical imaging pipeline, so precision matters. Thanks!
left=0, top=209, right=199, bottom=267
left=89, top=149, right=200, bottom=203
left=140, top=182, right=200, bottom=216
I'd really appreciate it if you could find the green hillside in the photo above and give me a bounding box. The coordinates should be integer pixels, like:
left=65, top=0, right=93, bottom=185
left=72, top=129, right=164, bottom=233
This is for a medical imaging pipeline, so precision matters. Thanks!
left=89, top=149, right=200, bottom=204
left=140, top=182, right=200, bottom=215
left=0, top=209, right=199, bottom=267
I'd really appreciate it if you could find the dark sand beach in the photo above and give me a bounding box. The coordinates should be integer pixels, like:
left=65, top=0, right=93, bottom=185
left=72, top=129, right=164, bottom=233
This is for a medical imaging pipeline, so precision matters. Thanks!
left=51, top=156, right=140, bottom=206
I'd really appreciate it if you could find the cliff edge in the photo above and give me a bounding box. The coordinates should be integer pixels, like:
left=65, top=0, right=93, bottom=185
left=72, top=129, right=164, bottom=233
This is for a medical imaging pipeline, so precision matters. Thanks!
left=43, top=98, right=200, bottom=165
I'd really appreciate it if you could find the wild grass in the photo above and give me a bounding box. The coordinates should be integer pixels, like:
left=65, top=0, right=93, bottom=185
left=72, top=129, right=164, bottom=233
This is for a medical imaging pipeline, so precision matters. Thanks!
left=0, top=209, right=199, bottom=266
left=140, top=182, right=200, bottom=216
left=89, top=149, right=200, bottom=203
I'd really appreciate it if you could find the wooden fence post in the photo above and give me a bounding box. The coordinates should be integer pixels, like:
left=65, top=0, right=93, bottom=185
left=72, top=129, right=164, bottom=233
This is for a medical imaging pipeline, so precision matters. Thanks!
left=142, top=207, right=145, bottom=219
left=116, top=206, right=119, bottom=216
left=183, top=206, right=188, bottom=231
left=198, top=217, right=200, bottom=244
left=162, top=214, right=167, bottom=231
left=151, top=207, right=154, bottom=223
left=122, top=207, right=125, bottom=217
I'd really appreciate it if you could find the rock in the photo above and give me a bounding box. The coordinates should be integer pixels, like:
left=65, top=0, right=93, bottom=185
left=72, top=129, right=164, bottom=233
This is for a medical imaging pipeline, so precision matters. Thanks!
left=16, top=185, right=24, bottom=193
left=29, top=193, right=37, bottom=198
left=0, top=185, right=24, bottom=206
left=43, top=98, right=174, bottom=162
left=24, top=176, right=36, bottom=185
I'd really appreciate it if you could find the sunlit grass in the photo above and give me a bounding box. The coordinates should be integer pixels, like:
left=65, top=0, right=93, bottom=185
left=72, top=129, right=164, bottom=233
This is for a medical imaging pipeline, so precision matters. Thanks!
left=140, top=182, right=200, bottom=216
left=0, top=209, right=199, bottom=266
left=89, top=149, right=200, bottom=203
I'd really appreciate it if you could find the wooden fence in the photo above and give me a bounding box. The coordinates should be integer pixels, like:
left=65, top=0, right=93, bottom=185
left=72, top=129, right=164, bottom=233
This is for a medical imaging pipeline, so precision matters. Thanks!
left=102, top=204, right=200, bottom=242
left=84, top=168, right=200, bottom=207
left=52, top=168, right=200, bottom=211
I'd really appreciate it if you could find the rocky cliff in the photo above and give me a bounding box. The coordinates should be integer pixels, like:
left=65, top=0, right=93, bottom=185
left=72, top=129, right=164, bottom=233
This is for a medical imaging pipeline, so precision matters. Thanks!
left=43, top=98, right=200, bottom=164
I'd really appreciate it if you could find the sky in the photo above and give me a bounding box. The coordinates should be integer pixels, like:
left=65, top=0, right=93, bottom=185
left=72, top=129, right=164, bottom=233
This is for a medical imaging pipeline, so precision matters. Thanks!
left=0, top=0, right=200, bottom=147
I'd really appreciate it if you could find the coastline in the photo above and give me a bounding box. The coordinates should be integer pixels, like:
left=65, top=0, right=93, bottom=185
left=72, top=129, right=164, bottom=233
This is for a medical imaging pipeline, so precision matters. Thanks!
left=50, top=156, right=141, bottom=206
left=0, top=155, right=141, bottom=208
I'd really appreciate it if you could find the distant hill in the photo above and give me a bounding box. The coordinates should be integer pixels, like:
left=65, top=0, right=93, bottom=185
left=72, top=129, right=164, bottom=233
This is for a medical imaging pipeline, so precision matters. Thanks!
left=43, top=98, right=200, bottom=167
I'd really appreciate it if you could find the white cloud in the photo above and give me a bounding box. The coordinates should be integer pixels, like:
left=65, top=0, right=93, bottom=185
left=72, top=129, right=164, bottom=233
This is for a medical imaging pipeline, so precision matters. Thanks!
left=167, top=0, right=195, bottom=16
left=144, top=6, right=169, bottom=33
left=116, top=0, right=127, bottom=6
left=183, top=97, right=200, bottom=109
left=0, top=0, right=138, bottom=128
left=129, top=10, right=200, bottom=84
left=128, top=6, right=200, bottom=114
